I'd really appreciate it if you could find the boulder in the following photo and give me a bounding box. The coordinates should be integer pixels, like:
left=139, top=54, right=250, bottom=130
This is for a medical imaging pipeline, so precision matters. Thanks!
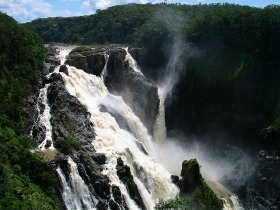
left=91, top=153, right=106, bottom=165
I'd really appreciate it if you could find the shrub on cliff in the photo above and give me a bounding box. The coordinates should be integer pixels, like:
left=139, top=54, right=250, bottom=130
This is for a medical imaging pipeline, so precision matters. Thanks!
left=56, top=138, right=81, bottom=154
left=155, top=197, right=192, bottom=210
left=179, top=159, right=223, bottom=210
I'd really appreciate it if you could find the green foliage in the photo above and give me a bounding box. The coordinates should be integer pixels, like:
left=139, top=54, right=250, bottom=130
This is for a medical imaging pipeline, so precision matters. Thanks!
left=155, top=197, right=192, bottom=210
left=180, top=159, right=222, bottom=209
left=56, top=138, right=81, bottom=154
left=0, top=13, right=60, bottom=209
left=183, top=159, right=199, bottom=170
left=70, top=46, right=92, bottom=53
left=0, top=165, right=59, bottom=210
left=0, top=127, right=61, bottom=209
left=0, top=12, right=47, bottom=134
left=194, top=177, right=223, bottom=210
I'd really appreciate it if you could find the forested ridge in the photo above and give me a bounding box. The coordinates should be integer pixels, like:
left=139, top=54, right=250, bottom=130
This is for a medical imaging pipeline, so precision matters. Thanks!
left=0, top=12, right=61, bottom=209
left=24, top=3, right=280, bottom=151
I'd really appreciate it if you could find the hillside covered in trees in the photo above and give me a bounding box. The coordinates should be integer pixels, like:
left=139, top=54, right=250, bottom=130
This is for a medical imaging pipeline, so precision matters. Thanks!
left=0, top=12, right=61, bottom=209
left=25, top=3, right=280, bottom=151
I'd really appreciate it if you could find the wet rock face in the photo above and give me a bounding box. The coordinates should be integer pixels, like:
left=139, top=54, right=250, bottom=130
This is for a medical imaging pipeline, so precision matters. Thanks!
left=65, top=49, right=105, bottom=76
left=59, top=64, right=68, bottom=76
left=105, top=48, right=160, bottom=134
left=47, top=73, right=95, bottom=145
left=116, top=158, right=146, bottom=210
left=243, top=150, right=280, bottom=209
left=53, top=147, right=128, bottom=209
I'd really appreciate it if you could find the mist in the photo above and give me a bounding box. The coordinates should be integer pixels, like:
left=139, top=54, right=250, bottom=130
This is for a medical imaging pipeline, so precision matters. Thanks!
left=152, top=136, right=253, bottom=192
left=146, top=7, right=187, bottom=102
left=158, top=36, right=185, bottom=100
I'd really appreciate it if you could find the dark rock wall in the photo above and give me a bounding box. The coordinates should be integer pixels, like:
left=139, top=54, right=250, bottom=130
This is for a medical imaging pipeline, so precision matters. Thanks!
left=65, top=49, right=105, bottom=77
left=47, top=73, right=95, bottom=145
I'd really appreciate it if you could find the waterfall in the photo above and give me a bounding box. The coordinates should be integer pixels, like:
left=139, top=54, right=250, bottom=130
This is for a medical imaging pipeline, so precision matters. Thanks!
left=124, top=48, right=167, bottom=144
left=57, top=47, right=74, bottom=65
left=124, top=47, right=143, bottom=75
left=153, top=97, right=166, bottom=143
left=37, top=84, right=54, bottom=150
left=31, top=46, right=75, bottom=150
left=101, top=53, right=109, bottom=81
left=61, top=64, right=179, bottom=209
left=32, top=46, right=244, bottom=210
left=222, top=195, right=244, bottom=210
left=56, top=157, right=97, bottom=210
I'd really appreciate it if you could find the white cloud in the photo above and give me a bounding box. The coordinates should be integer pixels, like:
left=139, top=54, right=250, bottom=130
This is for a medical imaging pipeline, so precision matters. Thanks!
left=82, top=0, right=149, bottom=11
left=0, top=0, right=73, bottom=22
left=0, top=0, right=50, bottom=22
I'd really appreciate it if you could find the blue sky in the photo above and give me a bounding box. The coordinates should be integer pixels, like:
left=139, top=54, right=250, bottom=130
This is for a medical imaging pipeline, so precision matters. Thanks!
left=0, top=0, right=279, bottom=23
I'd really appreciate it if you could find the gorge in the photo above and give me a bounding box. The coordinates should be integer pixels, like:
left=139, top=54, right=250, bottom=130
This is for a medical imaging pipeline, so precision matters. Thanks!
left=1, top=3, right=280, bottom=209
left=30, top=44, right=246, bottom=209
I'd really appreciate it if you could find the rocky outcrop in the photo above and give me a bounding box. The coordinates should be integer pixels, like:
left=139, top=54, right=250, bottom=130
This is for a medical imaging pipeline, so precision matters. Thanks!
left=176, top=159, right=223, bottom=210
left=47, top=73, right=95, bottom=145
left=178, top=159, right=200, bottom=194
left=65, top=47, right=106, bottom=76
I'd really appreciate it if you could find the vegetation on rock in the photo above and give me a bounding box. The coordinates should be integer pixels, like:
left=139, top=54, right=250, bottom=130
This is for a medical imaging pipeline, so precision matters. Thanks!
left=56, top=138, right=81, bottom=154
left=155, top=197, right=192, bottom=210
left=179, top=159, right=223, bottom=210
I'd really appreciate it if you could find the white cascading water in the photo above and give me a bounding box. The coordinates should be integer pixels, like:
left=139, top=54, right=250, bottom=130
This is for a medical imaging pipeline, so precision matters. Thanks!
left=222, top=195, right=243, bottom=210
left=152, top=97, right=166, bottom=143
left=124, top=47, right=143, bottom=75
left=60, top=56, right=179, bottom=209
left=100, top=53, right=109, bottom=81
left=56, top=157, right=97, bottom=210
left=37, top=84, right=54, bottom=150
left=207, top=181, right=244, bottom=210
left=32, top=47, right=73, bottom=150
left=124, top=48, right=167, bottom=144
